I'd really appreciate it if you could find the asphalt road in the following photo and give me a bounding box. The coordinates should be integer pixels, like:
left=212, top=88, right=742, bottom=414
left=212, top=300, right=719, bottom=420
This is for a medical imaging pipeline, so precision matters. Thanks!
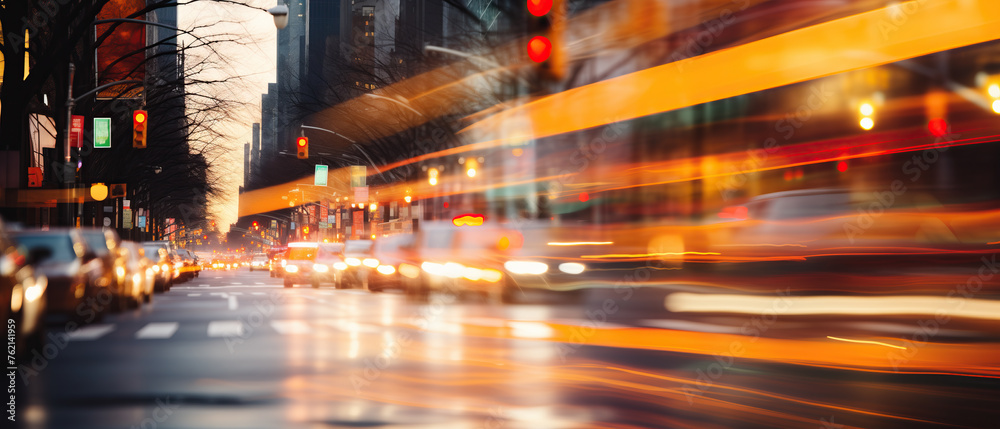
left=10, top=269, right=1000, bottom=428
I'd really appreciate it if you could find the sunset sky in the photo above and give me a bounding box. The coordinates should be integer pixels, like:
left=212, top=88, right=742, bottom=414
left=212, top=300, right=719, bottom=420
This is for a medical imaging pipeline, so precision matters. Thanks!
left=179, top=0, right=277, bottom=232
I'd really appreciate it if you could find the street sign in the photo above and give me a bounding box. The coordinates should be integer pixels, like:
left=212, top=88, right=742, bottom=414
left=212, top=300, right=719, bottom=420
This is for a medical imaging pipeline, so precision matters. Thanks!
left=350, top=166, right=366, bottom=187
left=70, top=115, right=84, bottom=148
left=354, top=186, right=368, bottom=203
left=314, top=165, right=328, bottom=186
left=123, top=199, right=131, bottom=209
left=319, top=222, right=329, bottom=229
left=123, top=208, right=133, bottom=228
left=94, top=118, right=111, bottom=148
left=103, top=217, right=112, bottom=227
left=137, top=216, right=146, bottom=228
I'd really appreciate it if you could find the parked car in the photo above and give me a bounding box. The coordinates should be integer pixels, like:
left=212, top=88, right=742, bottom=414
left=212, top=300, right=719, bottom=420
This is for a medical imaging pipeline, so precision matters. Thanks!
left=79, top=228, right=130, bottom=312
left=142, top=241, right=173, bottom=292
left=15, top=229, right=109, bottom=323
left=282, top=242, right=319, bottom=288
left=0, top=218, right=47, bottom=358
left=120, top=241, right=153, bottom=306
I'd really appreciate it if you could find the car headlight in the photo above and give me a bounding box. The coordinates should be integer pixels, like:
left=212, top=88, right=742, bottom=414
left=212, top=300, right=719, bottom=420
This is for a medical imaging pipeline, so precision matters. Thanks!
left=399, top=264, right=421, bottom=279
left=285, top=264, right=299, bottom=273
left=313, top=264, right=329, bottom=273
left=421, top=262, right=443, bottom=276
left=346, top=258, right=361, bottom=266
left=363, top=258, right=379, bottom=268
left=481, top=269, right=503, bottom=283
left=161, top=264, right=169, bottom=272
left=442, top=262, right=465, bottom=279
left=558, top=263, right=586, bottom=274
left=333, top=262, right=348, bottom=271
left=281, top=259, right=287, bottom=267
left=115, top=266, right=126, bottom=279
left=376, top=265, right=395, bottom=275
left=504, top=261, right=548, bottom=275
left=152, top=265, right=160, bottom=273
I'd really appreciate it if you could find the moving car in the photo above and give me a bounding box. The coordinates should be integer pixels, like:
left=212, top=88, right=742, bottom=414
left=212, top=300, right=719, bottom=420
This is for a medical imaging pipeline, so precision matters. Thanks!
left=367, top=234, right=418, bottom=292
left=0, top=218, right=47, bottom=358
left=248, top=254, right=270, bottom=271
left=282, top=242, right=318, bottom=288
left=142, top=241, right=174, bottom=292
left=15, top=229, right=109, bottom=323
left=79, top=228, right=130, bottom=312
left=311, top=242, right=346, bottom=288
left=340, top=240, right=376, bottom=289
left=120, top=241, right=154, bottom=306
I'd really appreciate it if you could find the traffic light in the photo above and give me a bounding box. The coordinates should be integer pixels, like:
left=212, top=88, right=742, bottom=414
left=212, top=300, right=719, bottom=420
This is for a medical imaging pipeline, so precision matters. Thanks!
left=133, top=110, right=147, bottom=148
left=526, top=0, right=565, bottom=81
left=296, top=136, right=309, bottom=159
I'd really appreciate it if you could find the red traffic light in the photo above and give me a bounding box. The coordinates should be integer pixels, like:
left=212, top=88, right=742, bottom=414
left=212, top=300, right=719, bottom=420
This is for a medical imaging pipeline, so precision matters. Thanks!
left=527, top=36, right=552, bottom=63
left=527, top=0, right=552, bottom=16
left=297, top=137, right=308, bottom=147
left=134, top=110, right=147, bottom=124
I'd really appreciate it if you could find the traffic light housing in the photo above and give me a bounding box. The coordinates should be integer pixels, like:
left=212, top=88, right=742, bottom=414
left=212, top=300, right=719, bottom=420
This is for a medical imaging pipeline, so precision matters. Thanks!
left=526, top=0, right=565, bottom=81
left=296, top=137, right=309, bottom=159
left=133, top=110, right=147, bottom=148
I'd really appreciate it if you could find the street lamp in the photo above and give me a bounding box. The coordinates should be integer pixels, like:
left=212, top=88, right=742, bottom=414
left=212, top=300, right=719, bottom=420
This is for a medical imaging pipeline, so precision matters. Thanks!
left=269, top=4, right=290, bottom=30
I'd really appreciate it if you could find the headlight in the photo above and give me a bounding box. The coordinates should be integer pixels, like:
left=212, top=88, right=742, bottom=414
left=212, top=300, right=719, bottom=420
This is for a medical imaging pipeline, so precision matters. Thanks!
left=24, top=277, right=45, bottom=303
left=558, top=263, right=586, bottom=274
left=313, top=264, right=329, bottom=273
left=504, top=261, right=548, bottom=275
left=152, top=265, right=161, bottom=273
left=363, top=258, right=379, bottom=268
left=481, top=269, right=503, bottom=283
left=462, top=267, right=483, bottom=281
left=174, top=262, right=183, bottom=269
left=281, top=259, right=287, bottom=267
left=346, top=258, right=361, bottom=266
left=333, top=262, right=348, bottom=271
left=161, top=264, right=169, bottom=272
left=442, top=262, right=465, bottom=279
left=115, top=266, right=126, bottom=278
left=285, top=264, right=299, bottom=273
left=421, top=262, right=443, bottom=276
left=376, top=265, right=395, bottom=275
left=399, top=264, right=421, bottom=279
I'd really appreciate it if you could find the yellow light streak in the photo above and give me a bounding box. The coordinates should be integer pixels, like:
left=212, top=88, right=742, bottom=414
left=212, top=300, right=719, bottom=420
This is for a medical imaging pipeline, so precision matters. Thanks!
left=826, top=336, right=907, bottom=350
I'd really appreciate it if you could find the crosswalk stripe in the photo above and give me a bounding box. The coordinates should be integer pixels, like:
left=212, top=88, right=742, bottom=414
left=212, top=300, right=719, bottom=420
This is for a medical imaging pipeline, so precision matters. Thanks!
left=231, top=282, right=243, bottom=285
left=254, top=282, right=264, bottom=285
left=68, top=324, right=115, bottom=341
left=207, top=321, right=244, bottom=337
left=188, top=293, right=202, bottom=297
left=135, top=322, right=179, bottom=339
left=251, top=292, right=265, bottom=295
left=270, top=320, right=311, bottom=335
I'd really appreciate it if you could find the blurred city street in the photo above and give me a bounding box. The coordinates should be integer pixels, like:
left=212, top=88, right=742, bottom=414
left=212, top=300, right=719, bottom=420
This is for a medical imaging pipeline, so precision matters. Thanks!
left=16, top=268, right=1000, bottom=429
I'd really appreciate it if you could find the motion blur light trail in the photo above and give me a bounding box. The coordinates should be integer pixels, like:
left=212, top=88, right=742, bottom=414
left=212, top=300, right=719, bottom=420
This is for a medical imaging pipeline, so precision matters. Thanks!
left=461, top=0, right=1000, bottom=144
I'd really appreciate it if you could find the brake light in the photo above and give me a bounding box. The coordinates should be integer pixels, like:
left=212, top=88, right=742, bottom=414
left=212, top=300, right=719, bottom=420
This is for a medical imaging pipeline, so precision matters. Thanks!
left=718, top=206, right=748, bottom=220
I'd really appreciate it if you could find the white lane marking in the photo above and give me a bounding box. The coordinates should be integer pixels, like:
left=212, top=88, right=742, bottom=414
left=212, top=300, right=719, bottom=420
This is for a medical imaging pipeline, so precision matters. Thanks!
left=270, top=320, right=311, bottom=335
left=207, top=321, right=244, bottom=337
left=251, top=292, right=265, bottom=295
left=135, top=322, right=179, bottom=339
left=228, top=296, right=238, bottom=310
left=187, top=293, right=202, bottom=297
left=209, top=292, right=229, bottom=297
left=231, top=282, right=243, bottom=285
left=228, top=292, right=243, bottom=295
left=213, top=276, right=222, bottom=279
left=319, top=291, right=335, bottom=295
left=67, top=324, right=115, bottom=341
left=255, top=282, right=264, bottom=285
